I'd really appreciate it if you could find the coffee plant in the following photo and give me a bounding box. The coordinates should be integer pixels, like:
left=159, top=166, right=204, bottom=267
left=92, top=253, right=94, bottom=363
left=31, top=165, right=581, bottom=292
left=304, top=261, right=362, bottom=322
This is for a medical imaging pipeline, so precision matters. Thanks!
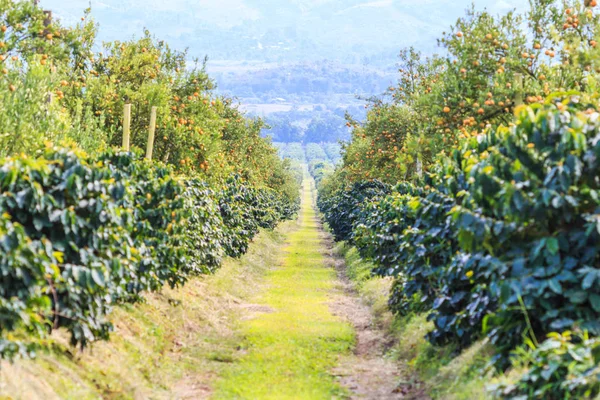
left=0, top=146, right=298, bottom=360
left=316, top=0, right=600, bottom=394
left=490, top=332, right=600, bottom=399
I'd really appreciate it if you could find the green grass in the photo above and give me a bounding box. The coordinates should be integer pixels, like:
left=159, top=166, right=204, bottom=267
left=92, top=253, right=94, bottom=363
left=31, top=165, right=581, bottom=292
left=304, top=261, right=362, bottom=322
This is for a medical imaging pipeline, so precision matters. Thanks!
left=213, top=180, right=354, bottom=400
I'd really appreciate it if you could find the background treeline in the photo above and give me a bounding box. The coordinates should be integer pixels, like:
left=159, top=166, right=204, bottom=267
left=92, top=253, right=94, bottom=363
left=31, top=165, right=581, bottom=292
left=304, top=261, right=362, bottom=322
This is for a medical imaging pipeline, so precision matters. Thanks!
left=0, top=1, right=300, bottom=360
left=317, top=1, right=600, bottom=398
left=263, top=108, right=355, bottom=143
left=213, top=62, right=383, bottom=144
left=215, top=62, right=393, bottom=102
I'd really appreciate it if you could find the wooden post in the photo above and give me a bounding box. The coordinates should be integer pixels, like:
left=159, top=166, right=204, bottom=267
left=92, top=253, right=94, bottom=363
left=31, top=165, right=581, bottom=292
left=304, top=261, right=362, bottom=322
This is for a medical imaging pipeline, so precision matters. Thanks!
left=122, top=103, right=132, bottom=151
left=514, top=73, right=523, bottom=108
left=146, top=106, right=157, bottom=160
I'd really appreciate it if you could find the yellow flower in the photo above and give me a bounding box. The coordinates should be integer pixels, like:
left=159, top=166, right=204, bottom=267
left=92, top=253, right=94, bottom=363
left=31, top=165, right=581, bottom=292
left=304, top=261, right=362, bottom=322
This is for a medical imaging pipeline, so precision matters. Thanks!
left=466, top=270, right=474, bottom=278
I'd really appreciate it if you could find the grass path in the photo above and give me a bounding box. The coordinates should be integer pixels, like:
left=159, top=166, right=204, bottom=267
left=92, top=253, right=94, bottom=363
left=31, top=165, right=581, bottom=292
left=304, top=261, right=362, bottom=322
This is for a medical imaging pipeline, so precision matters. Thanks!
left=213, top=178, right=355, bottom=399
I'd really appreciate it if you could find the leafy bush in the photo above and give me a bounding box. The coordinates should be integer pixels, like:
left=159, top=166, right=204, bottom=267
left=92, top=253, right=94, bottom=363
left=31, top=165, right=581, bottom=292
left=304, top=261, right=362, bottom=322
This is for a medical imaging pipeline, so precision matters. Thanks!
left=490, top=332, right=600, bottom=400
left=446, top=102, right=600, bottom=359
left=326, top=101, right=600, bottom=369
left=318, top=180, right=390, bottom=242
left=0, top=147, right=296, bottom=360
left=218, top=176, right=261, bottom=258
left=182, top=180, right=226, bottom=274
left=98, top=151, right=189, bottom=292
left=0, top=147, right=140, bottom=352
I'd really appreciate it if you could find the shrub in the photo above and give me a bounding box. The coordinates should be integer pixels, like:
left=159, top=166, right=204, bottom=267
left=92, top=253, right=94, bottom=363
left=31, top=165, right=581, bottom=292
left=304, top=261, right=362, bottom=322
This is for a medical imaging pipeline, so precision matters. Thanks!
left=0, top=147, right=140, bottom=352
left=318, top=180, right=390, bottom=242
left=490, top=332, right=600, bottom=400
left=334, top=101, right=600, bottom=366
left=218, top=176, right=261, bottom=258
left=182, top=180, right=226, bottom=274
left=0, top=148, right=295, bottom=360
left=98, top=150, right=189, bottom=292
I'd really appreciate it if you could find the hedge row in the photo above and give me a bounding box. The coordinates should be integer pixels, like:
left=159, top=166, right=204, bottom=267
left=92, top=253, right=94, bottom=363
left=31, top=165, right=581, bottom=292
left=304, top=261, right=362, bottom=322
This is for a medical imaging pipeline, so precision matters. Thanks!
left=319, top=102, right=600, bottom=376
left=0, top=147, right=298, bottom=360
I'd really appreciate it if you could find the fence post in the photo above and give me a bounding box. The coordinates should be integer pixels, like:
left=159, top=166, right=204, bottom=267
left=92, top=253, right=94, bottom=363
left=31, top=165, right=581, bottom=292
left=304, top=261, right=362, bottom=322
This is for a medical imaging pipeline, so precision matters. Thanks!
left=146, top=106, right=157, bottom=160
left=514, top=73, right=523, bottom=108
left=122, top=103, right=132, bottom=151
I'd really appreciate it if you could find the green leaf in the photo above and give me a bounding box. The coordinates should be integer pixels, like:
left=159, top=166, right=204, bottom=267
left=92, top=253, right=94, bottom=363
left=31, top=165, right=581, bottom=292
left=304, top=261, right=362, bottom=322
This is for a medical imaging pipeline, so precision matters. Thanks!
left=548, top=279, right=562, bottom=295
left=546, top=238, right=559, bottom=255
left=590, top=294, right=600, bottom=313
left=91, top=269, right=105, bottom=287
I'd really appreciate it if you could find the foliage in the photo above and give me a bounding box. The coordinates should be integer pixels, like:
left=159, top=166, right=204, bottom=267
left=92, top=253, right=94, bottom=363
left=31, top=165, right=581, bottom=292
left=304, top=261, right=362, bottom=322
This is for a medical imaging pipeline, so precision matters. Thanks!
left=318, top=180, right=390, bottom=242
left=0, top=147, right=140, bottom=356
left=322, top=100, right=600, bottom=374
left=0, top=146, right=297, bottom=360
left=490, top=332, right=600, bottom=400
left=317, top=1, right=600, bottom=387
left=337, top=0, right=600, bottom=186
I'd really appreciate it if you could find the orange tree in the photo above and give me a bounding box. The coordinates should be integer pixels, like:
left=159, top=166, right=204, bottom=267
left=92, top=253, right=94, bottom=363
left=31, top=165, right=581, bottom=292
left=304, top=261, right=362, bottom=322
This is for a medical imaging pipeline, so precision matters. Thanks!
left=336, top=0, right=600, bottom=186
left=0, top=2, right=297, bottom=195
left=0, top=1, right=98, bottom=155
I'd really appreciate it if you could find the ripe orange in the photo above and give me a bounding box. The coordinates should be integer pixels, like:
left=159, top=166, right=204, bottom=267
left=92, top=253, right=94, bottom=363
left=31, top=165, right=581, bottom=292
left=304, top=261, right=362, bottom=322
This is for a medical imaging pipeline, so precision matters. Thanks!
left=8, top=84, right=15, bottom=92
left=443, top=106, right=451, bottom=113
left=456, top=32, right=463, bottom=38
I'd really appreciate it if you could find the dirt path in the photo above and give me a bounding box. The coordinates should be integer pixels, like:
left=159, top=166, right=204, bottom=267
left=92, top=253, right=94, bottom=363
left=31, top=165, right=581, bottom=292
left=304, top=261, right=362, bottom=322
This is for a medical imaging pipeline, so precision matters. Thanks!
left=213, top=176, right=424, bottom=399
left=324, top=235, right=430, bottom=400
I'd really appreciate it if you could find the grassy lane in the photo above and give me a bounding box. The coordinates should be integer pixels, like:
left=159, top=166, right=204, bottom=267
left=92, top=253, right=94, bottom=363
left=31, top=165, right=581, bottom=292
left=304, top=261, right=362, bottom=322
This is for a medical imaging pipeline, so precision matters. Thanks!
left=213, top=178, right=354, bottom=399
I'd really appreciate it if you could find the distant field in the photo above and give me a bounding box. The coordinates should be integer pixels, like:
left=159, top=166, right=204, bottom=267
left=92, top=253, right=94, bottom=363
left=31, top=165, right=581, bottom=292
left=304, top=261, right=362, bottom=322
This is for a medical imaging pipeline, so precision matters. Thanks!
left=274, top=142, right=342, bottom=165
left=240, top=104, right=317, bottom=115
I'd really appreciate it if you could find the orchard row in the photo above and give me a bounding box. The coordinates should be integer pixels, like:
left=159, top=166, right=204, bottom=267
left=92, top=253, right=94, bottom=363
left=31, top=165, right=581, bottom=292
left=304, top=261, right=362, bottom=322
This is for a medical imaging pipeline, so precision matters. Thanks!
left=317, top=1, right=600, bottom=398
left=0, top=2, right=301, bottom=359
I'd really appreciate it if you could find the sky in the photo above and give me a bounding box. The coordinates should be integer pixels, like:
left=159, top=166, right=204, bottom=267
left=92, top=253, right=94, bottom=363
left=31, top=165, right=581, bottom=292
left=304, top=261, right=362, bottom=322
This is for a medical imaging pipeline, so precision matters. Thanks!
left=40, top=0, right=529, bottom=65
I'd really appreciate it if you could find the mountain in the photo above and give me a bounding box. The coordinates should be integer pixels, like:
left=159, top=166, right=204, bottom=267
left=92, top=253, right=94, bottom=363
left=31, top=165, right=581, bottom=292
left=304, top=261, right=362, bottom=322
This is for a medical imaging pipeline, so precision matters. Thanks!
left=41, top=0, right=527, bottom=65
left=40, top=0, right=528, bottom=142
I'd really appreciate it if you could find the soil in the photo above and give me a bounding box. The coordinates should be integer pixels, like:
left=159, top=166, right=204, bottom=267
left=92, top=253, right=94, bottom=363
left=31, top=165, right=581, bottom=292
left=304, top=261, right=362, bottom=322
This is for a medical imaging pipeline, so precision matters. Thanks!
left=319, top=226, right=431, bottom=400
